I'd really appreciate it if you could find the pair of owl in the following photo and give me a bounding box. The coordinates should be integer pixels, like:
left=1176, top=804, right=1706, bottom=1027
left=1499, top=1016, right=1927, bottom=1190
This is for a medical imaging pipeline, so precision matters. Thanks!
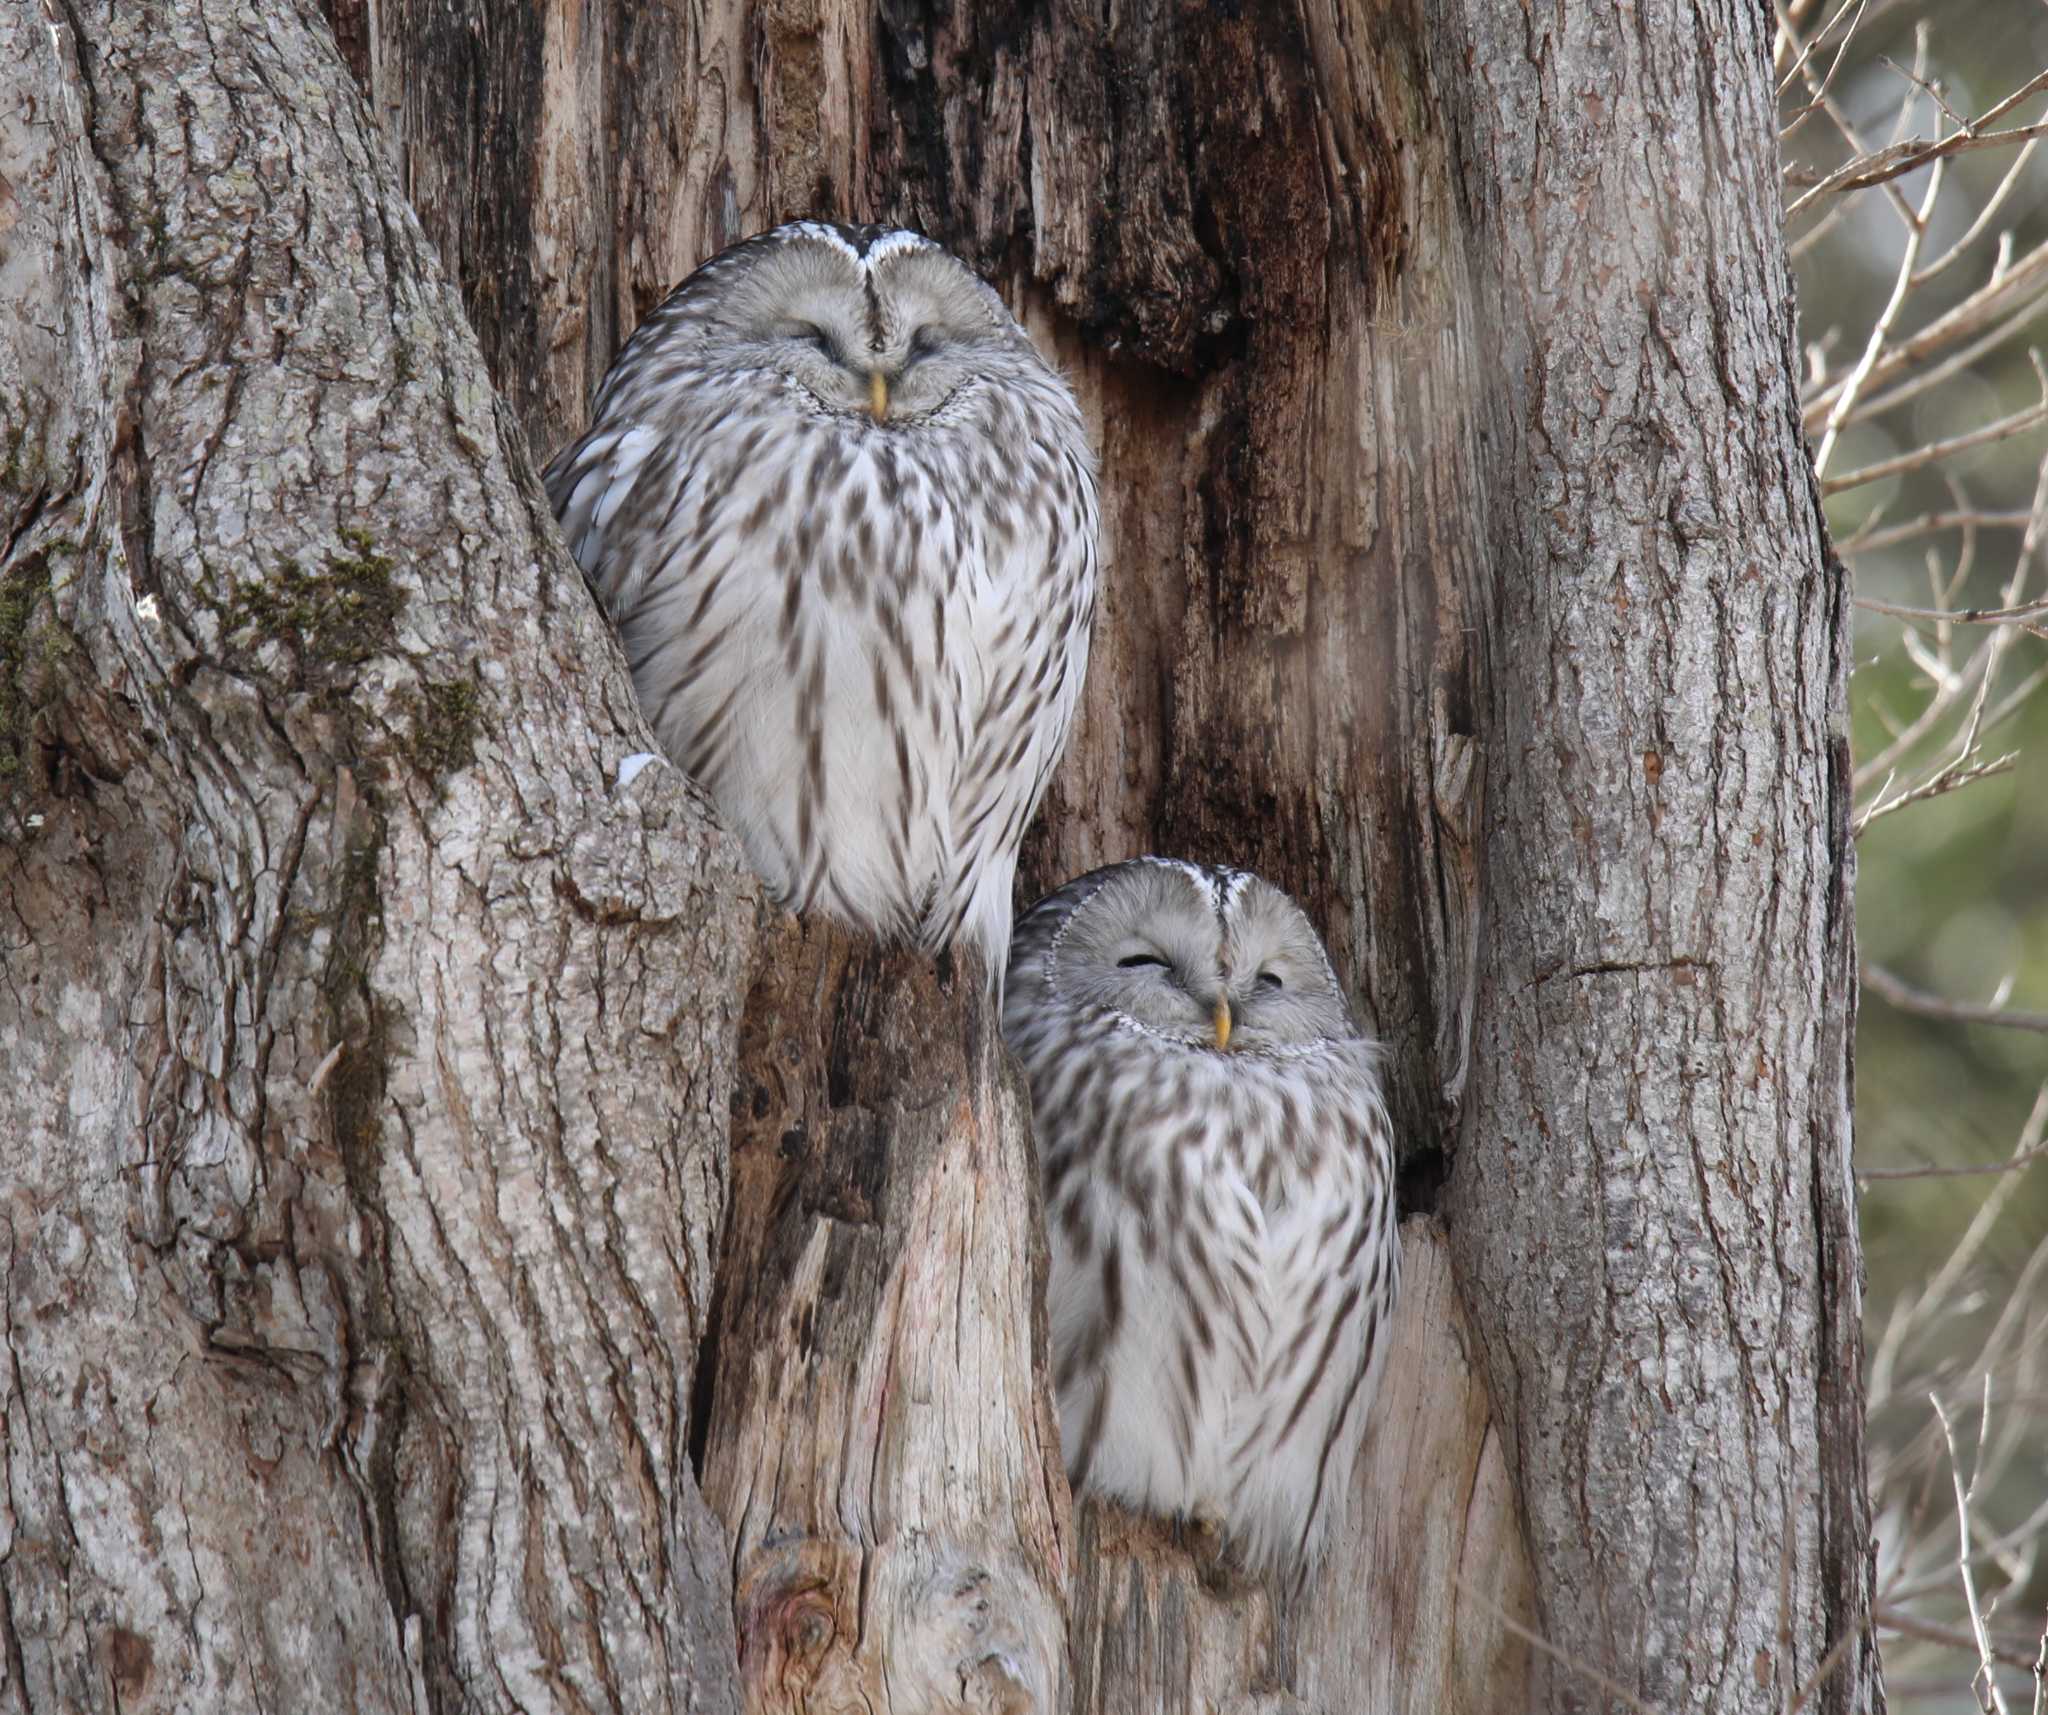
left=546, top=221, right=1397, bottom=1577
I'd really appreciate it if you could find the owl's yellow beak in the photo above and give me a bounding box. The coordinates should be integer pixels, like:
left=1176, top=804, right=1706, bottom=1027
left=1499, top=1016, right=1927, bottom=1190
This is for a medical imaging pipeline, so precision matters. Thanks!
left=869, top=370, right=890, bottom=421
left=1213, top=994, right=1233, bottom=1051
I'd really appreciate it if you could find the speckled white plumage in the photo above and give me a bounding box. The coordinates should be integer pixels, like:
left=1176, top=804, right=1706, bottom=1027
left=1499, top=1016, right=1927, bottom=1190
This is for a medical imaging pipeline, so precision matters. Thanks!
left=546, top=222, right=1099, bottom=972
left=1003, top=859, right=1400, bottom=1577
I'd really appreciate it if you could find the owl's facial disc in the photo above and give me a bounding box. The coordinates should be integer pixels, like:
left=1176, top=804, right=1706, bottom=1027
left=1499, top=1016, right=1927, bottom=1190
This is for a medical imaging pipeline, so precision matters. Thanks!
left=760, top=304, right=975, bottom=424
left=719, top=236, right=1021, bottom=426
left=1217, top=883, right=1357, bottom=1049
left=1052, top=865, right=1357, bottom=1055
left=1055, top=868, right=1232, bottom=1050
left=756, top=305, right=881, bottom=419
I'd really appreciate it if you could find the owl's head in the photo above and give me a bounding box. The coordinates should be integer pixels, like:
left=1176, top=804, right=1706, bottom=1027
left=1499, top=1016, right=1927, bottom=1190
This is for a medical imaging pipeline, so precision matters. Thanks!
left=1009, top=860, right=1361, bottom=1057
left=676, top=221, right=1044, bottom=426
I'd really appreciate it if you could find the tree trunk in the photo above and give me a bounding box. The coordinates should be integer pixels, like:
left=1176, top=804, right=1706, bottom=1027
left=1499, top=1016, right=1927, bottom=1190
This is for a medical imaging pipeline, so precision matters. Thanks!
left=697, top=926, right=1069, bottom=1711
left=1436, top=7, right=1879, bottom=1711
left=2, top=3, right=752, bottom=1710
left=1, top=2, right=1877, bottom=1715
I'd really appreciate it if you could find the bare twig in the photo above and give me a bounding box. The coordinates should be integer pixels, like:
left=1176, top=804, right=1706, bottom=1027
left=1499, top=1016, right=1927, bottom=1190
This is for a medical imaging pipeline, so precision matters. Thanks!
left=1891, top=1488, right=2048, bottom=1607
left=1879, top=1604, right=2047, bottom=1671
left=1870, top=1089, right=2048, bottom=1408
left=1786, top=79, right=2048, bottom=218
left=1844, top=291, right=2048, bottom=430
left=1775, top=0, right=1869, bottom=90
left=1914, top=139, right=2042, bottom=288
left=1864, top=965, right=2048, bottom=1035
left=1804, top=238, right=2048, bottom=429
left=1824, top=398, right=2048, bottom=496
left=1798, top=32, right=2048, bottom=1712
left=1842, top=510, right=2034, bottom=554
left=1858, top=1147, right=2048, bottom=1182
left=1854, top=751, right=2017, bottom=832
left=1813, top=151, right=1944, bottom=479
left=1932, top=1392, right=2013, bottom=1715
left=1854, top=592, right=2048, bottom=631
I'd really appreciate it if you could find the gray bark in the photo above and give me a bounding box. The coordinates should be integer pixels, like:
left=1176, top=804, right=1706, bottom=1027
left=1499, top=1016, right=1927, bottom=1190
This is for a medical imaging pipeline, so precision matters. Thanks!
left=2, top=2, right=752, bottom=1710
left=1438, top=5, right=1877, bottom=1712
left=0, top=1, right=1877, bottom=1713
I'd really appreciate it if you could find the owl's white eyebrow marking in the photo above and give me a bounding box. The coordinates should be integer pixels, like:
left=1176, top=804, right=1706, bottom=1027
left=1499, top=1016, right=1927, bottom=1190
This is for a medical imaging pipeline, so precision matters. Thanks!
left=1144, top=857, right=1219, bottom=898
left=788, top=221, right=868, bottom=264
left=785, top=222, right=934, bottom=271
left=863, top=228, right=931, bottom=264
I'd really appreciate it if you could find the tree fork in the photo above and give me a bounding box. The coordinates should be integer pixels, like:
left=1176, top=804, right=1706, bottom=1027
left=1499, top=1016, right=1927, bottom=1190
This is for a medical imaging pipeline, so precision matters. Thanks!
left=2, top=0, right=1883, bottom=1711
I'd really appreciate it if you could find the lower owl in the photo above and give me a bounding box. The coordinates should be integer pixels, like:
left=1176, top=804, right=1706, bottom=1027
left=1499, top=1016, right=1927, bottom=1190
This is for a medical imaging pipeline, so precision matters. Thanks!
left=1002, top=859, right=1400, bottom=1576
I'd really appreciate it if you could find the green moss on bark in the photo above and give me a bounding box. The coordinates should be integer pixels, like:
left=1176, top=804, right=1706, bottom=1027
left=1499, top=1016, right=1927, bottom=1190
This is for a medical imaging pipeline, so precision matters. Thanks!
left=402, top=677, right=482, bottom=794
left=0, top=549, right=65, bottom=813
left=219, top=528, right=407, bottom=691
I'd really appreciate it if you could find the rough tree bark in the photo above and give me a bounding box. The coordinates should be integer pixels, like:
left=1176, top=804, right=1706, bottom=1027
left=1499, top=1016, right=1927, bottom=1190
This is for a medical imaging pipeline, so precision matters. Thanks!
left=2, top=2, right=753, bottom=1710
left=1439, top=9, right=1879, bottom=1712
left=0, top=1, right=1877, bottom=1714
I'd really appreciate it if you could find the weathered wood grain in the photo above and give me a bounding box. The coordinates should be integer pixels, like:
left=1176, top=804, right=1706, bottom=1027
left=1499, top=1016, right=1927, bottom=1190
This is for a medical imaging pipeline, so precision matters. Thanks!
left=699, top=922, right=1068, bottom=1713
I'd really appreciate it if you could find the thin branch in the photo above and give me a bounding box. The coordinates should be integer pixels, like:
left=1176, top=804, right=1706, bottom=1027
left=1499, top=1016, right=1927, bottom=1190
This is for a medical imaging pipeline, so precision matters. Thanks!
left=1804, top=238, right=2048, bottom=428
left=1869, top=1088, right=2048, bottom=1407
left=1850, top=630, right=1993, bottom=795
left=1864, top=964, right=2048, bottom=1034
left=1843, top=510, right=2034, bottom=555
left=1824, top=398, right=2048, bottom=496
left=1855, top=592, right=2048, bottom=630
left=1878, top=1604, right=2046, bottom=1671
left=1890, top=1487, right=2048, bottom=1607
left=1933, top=1392, right=2013, bottom=1715
left=1777, top=0, right=1923, bottom=227
left=1843, top=290, right=2048, bottom=430
left=1879, top=46, right=1966, bottom=137
left=1969, top=63, right=2048, bottom=134
left=1787, top=110, right=2048, bottom=219
left=1776, top=0, right=1870, bottom=97
left=1915, top=138, right=2042, bottom=288
left=1812, top=151, right=1943, bottom=479
left=1778, top=0, right=1877, bottom=132
left=1858, top=1146, right=2048, bottom=1182
left=1854, top=751, right=2016, bottom=832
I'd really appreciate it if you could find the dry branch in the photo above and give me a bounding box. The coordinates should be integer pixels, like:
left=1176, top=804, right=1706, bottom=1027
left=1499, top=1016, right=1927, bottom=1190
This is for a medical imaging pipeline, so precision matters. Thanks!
left=1863, top=965, right=2048, bottom=1035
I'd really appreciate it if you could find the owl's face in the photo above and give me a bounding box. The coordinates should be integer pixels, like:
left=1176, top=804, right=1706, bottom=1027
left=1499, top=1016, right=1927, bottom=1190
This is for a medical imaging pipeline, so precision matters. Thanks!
left=1039, top=862, right=1356, bottom=1056
left=687, top=222, right=1026, bottom=426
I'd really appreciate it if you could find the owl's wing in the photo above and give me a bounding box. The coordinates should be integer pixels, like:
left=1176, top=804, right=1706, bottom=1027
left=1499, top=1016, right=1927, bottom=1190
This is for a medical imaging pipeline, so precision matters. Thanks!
left=1043, top=1111, right=1271, bottom=1523
left=1225, top=1098, right=1399, bottom=1573
left=931, top=426, right=1099, bottom=966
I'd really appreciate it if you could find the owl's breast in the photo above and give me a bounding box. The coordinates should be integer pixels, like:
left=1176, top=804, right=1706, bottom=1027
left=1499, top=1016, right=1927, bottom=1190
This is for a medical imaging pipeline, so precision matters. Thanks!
left=1200, top=1046, right=1384, bottom=1222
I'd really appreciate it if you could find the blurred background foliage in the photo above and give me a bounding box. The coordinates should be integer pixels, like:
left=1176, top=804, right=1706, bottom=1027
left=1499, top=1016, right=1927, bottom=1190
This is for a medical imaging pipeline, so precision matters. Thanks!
left=1781, top=0, right=2048, bottom=1703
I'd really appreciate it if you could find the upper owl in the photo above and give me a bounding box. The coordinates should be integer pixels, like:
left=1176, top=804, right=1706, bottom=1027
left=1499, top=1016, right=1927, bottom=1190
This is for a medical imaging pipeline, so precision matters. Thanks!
left=546, top=222, right=1100, bottom=976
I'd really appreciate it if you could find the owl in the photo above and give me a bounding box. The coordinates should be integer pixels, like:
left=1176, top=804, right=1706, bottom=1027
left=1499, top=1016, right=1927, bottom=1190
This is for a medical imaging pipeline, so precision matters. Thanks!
left=1002, top=860, right=1400, bottom=1577
left=545, top=221, right=1099, bottom=973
